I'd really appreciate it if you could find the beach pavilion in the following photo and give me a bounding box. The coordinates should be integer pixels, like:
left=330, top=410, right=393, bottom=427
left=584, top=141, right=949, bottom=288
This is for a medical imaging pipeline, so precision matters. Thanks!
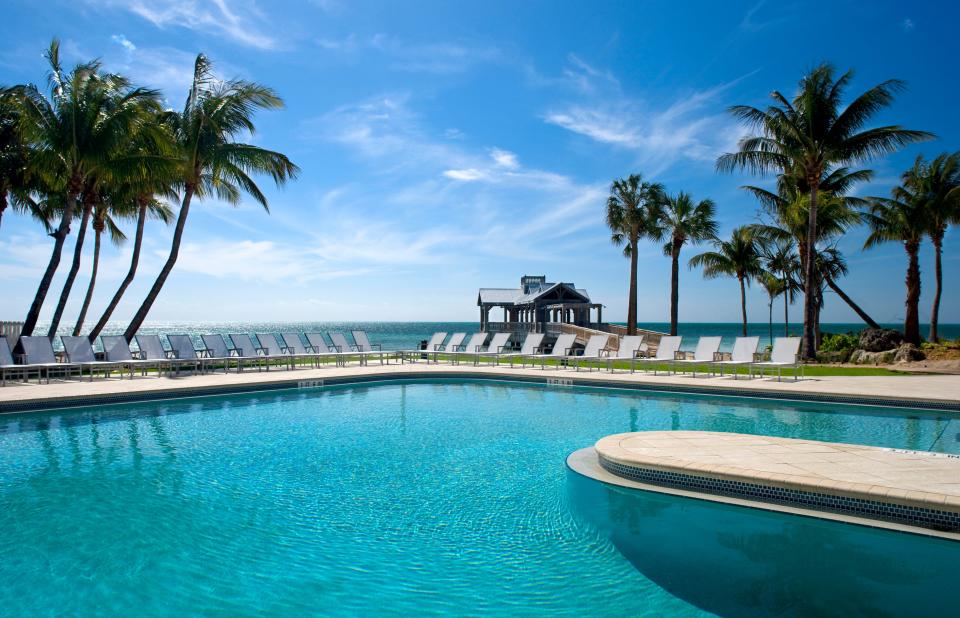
left=478, top=275, right=604, bottom=333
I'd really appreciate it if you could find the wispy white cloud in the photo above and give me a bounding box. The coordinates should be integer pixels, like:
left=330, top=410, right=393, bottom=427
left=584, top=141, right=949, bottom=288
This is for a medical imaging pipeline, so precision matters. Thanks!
left=543, top=61, right=751, bottom=174
left=110, top=34, right=136, bottom=54
left=739, top=1, right=790, bottom=32
left=87, top=0, right=278, bottom=49
left=490, top=148, right=519, bottom=169
left=314, top=33, right=502, bottom=74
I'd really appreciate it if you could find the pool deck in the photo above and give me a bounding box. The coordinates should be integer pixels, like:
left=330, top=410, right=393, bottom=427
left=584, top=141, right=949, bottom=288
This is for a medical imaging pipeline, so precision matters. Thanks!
left=0, top=361, right=958, bottom=412
left=575, top=431, right=960, bottom=538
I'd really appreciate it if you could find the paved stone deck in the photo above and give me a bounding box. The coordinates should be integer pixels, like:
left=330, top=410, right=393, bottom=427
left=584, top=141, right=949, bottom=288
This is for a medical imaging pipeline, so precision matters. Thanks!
left=594, top=431, right=960, bottom=533
left=0, top=361, right=958, bottom=410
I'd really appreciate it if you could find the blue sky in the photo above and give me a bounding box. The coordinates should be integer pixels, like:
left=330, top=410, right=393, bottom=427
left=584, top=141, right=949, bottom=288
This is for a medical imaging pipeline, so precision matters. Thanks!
left=1, top=0, right=958, bottom=324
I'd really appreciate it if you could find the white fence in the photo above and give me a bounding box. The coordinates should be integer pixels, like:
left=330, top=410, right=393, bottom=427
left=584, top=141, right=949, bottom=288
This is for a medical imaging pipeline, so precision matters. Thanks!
left=0, top=321, right=23, bottom=347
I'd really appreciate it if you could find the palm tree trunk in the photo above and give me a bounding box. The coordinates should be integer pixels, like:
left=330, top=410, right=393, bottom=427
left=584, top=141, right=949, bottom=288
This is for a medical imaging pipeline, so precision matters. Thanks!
left=782, top=275, right=789, bottom=336
left=738, top=275, right=748, bottom=337
left=626, top=237, right=638, bottom=336
left=20, top=188, right=78, bottom=340
left=903, top=241, right=921, bottom=345
left=669, top=240, right=680, bottom=336
left=801, top=181, right=819, bottom=360
left=0, top=191, right=6, bottom=233
left=823, top=276, right=880, bottom=329
left=930, top=233, right=943, bottom=343
left=124, top=188, right=194, bottom=342
left=89, top=200, right=148, bottom=342
left=768, top=296, right=773, bottom=346
left=47, top=199, right=93, bottom=338
left=72, top=222, right=102, bottom=335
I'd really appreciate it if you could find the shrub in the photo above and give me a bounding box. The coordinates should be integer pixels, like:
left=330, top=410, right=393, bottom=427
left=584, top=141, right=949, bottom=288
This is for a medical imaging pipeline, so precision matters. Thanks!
left=819, top=331, right=859, bottom=354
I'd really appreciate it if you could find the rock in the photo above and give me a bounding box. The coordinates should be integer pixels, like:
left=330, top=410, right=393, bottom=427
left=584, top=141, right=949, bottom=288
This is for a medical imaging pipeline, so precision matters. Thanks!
left=858, top=328, right=904, bottom=352
left=817, top=350, right=851, bottom=364
left=894, top=343, right=925, bottom=363
left=849, top=349, right=896, bottom=365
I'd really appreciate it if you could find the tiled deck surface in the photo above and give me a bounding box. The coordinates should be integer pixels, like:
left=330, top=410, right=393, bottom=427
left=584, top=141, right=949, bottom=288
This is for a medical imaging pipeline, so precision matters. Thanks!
left=595, top=431, right=960, bottom=531
left=0, top=361, right=958, bottom=410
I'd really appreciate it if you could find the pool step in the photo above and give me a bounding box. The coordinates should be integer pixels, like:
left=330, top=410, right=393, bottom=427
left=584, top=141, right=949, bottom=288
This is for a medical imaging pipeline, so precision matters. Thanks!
left=587, top=431, right=960, bottom=535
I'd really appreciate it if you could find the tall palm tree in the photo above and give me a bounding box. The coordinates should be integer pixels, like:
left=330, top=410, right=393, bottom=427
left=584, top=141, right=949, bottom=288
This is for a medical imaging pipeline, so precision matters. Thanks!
left=744, top=167, right=879, bottom=330
left=604, top=173, right=665, bottom=336
left=919, top=152, right=960, bottom=342
left=717, top=63, right=933, bottom=359
left=649, top=192, right=717, bottom=335
left=759, top=271, right=786, bottom=346
left=758, top=238, right=800, bottom=336
left=87, top=193, right=173, bottom=342
left=863, top=175, right=929, bottom=345
left=0, top=93, right=44, bottom=232
left=87, top=117, right=178, bottom=342
left=123, top=54, right=299, bottom=341
left=71, top=197, right=124, bottom=336
left=9, top=40, right=160, bottom=338
left=689, top=226, right=763, bottom=336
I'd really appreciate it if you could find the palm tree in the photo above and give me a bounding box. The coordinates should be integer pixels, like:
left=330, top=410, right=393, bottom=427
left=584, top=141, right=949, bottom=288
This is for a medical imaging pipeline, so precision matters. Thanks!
left=649, top=192, right=717, bottom=335
left=87, top=193, right=173, bottom=342
left=71, top=196, right=124, bottom=336
left=759, top=271, right=786, bottom=346
left=863, top=172, right=929, bottom=345
left=744, top=167, right=880, bottom=330
left=87, top=118, right=178, bottom=342
left=605, top=173, right=665, bottom=336
left=717, top=63, right=933, bottom=359
left=0, top=93, right=43, bottom=232
left=9, top=40, right=160, bottom=338
left=758, top=238, right=800, bottom=336
left=123, top=54, right=299, bottom=341
left=689, top=226, right=763, bottom=336
left=919, top=152, right=960, bottom=342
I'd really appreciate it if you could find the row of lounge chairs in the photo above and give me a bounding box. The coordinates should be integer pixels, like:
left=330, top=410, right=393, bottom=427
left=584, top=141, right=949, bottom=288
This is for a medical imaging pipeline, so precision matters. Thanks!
left=0, top=329, right=803, bottom=385
left=412, top=331, right=802, bottom=380
left=0, top=330, right=400, bottom=385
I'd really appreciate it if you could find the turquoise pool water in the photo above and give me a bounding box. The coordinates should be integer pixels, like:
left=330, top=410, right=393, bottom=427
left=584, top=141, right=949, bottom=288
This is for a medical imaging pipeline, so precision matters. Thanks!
left=0, top=380, right=956, bottom=616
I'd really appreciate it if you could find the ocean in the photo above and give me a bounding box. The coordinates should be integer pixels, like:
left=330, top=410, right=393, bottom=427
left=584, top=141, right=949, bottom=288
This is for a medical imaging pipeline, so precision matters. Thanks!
left=34, top=321, right=960, bottom=352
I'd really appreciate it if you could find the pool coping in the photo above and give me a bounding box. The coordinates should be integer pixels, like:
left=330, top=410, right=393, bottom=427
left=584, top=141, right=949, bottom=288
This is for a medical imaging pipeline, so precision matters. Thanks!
left=566, top=447, right=960, bottom=542
left=0, top=365, right=958, bottom=414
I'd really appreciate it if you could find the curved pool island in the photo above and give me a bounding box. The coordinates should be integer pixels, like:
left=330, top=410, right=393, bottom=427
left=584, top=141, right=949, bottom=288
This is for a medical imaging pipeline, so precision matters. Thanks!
left=571, top=431, right=960, bottom=538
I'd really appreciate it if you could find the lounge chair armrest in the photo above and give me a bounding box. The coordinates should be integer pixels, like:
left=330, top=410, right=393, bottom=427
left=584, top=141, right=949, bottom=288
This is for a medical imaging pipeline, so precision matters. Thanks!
left=753, top=352, right=766, bottom=362
left=331, top=345, right=342, bottom=353
left=371, top=343, right=382, bottom=351
left=565, top=347, right=576, bottom=356
left=16, top=353, right=27, bottom=364
left=304, top=345, right=319, bottom=353
left=533, top=345, right=546, bottom=354
left=228, top=348, right=241, bottom=357
left=280, top=346, right=294, bottom=355
left=713, top=351, right=731, bottom=362
left=132, top=350, right=144, bottom=360
left=255, top=347, right=269, bottom=356
left=166, top=350, right=178, bottom=359
left=674, top=351, right=690, bottom=360
left=351, top=345, right=362, bottom=352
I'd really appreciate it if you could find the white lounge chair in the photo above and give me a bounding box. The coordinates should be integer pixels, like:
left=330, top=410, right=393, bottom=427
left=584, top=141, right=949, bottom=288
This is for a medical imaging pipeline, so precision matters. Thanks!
left=634, top=336, right=683, bottom=375
left=708, top=336, right=760, bottom=379
left=101, top=335, right=165, bottom=377
left=750, top=337, right=803, bottom=381
left=0, top=338, right=30, bottom=385
left=229, top=334, right=288, bottom=372
left=256, top=333, right=298, bottom=370
left=61, top=335, right=126, bottom=381
left=606, top=335, right=646, bottom=373
left=282, top=333, right=323, bottom=368
left=351, top=331, right=383, bottom=354
left=329, top=331, right=384, bottom=366
left=200, top=333, right=246, bottom=373
left=403, top=332, right=448, bottom=363
left=135, top=334, right=185, bottom=375
left=19, top=336, right=81, bottom=383
left=305, top=333, right=349, bottom=367
left=451, top=332, right=488, bottom=365
left=671, top=336, right=722, bottom=377
left=167, top=335, right=205, bottom=374
left=570, top=334, right=613, bottom=372
left=468, top=332, right=512, bottom=366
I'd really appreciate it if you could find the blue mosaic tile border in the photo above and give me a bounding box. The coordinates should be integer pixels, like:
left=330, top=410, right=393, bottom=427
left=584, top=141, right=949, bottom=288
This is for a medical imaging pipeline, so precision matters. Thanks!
left=598, top=455, right=960, bottom=532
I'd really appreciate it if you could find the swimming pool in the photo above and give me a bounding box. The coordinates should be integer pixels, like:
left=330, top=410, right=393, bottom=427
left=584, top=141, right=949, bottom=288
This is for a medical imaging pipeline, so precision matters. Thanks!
left=0, top=379, right=956, bottom=615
